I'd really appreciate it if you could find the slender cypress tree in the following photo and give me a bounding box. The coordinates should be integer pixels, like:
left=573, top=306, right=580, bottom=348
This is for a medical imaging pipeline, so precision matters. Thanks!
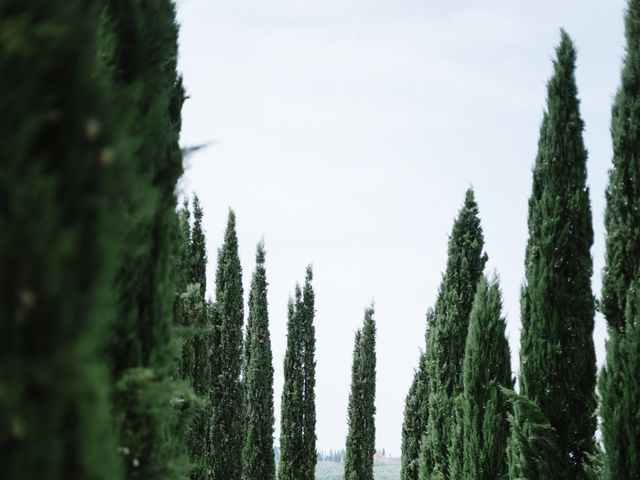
left=401, top=353, right=427, bottom=480
left=600, top=2, right=640, bottom=478
left=345, top=306, right=377, bottom=480
left=460, top=276, right=512, bottom=480
left=241, top=241, right=276, bottom=480
left=345, top=329, right=364, bottom=480
left=602, top=0, right=640, bottom=334
left=279, top=267, right=317, bottom=480
left=210, top=209, right=245, bottom=480
left=419, top=189, right=487, bottom=480
left=0, top=3, right=121, bottom=478
left=600, top=282, right=640, bottom=479
left=279, top=288, right=305, bottom=480
left=187, top=195, right=208, bottom=480
left=175, top=200, right=193, bottom=381
left=301, top=266, right=318, bottom=480
left=401, top=312, right=433, bottom=480
left=100, top=1, right=195, bottom=478
left=519, top=31, right=596, bottom=479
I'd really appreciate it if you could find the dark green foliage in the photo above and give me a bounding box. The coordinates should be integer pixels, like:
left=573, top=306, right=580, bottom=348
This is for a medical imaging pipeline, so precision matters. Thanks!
left=401, top=352, right=428, bottom=480
left=99, top=0, right=194, bottom=477
left=189, top=195, right=207, bottom=296
left=420, top=189, right=487, bottom=480
left=0, top=2, right=122, bottom=478
left=600, top=283, right=640, bottom=479
left=600, top=3, right=640, bottom=478
left=345, top=306, right=377, bottom=480
left=187, top=196, right=209, bottom=480
left=174, top=200, right=192, bottom=380
left=280, top=266, right=317, bottom=480
left=504, top=389, right=563, bottom=480
left=241, top=241, right=276, bottom=480
left=210, top=210, right=245, bottom=480
left=519, top=31, right=596, bottom=479
left=602, top=0, right=640, bottom=334
left=460, top=277, right=512, bottom=480
left=302, top=266, right=318, bottom=479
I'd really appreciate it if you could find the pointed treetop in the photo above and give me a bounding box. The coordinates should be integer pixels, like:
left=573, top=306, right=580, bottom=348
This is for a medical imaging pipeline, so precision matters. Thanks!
left=256, top=238, right=266, bottom=265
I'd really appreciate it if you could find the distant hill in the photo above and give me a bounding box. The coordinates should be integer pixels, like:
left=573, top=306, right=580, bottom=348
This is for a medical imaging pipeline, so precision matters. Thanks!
left=315, top=461, right=400, bottom=480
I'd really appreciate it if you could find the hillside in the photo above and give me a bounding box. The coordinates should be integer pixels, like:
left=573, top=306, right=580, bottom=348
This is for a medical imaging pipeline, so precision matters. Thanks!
left=315, top=461, right=400, bottom=480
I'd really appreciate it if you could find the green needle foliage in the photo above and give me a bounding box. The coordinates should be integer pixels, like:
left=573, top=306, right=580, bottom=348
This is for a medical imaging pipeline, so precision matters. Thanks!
left=504, top=389, right=563, bottom=480
left=600, top=283, right=640, bottom=479
left=401, top=350, right=428, bottom=480
left=345, top=306, right=377, bottom=480
left=419, top=189, right=487, bottom=480
left=99, top=1, right=195, bottom=478
left=0, top=2, right=122, bottom=478
left=460, top=276, right=512, bottom=480
left=602, top=0, right=640, bottom=334
left=301, top=266, right=318, bottom=480
left=519, top=31, right=596, bottom=479
left=185, top=195, right=208, bottom=480
left=280, top=266, right=317, bottom=480
left=600, top=3, right=640, bottom=478
left=241, top=241, right=276, bottom=480
left=210, top=209, right=245, bottom=480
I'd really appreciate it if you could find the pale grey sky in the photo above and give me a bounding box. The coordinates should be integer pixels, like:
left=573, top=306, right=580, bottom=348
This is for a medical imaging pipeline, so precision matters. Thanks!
left=176, top=0, right=626, bottom=455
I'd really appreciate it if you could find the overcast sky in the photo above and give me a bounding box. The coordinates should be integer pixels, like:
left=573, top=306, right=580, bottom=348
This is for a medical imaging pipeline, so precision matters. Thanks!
left=175, top=0, right=627, bottom=455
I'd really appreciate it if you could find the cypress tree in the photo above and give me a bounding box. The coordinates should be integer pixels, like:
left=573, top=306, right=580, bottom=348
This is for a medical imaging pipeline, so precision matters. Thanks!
left=345, top=306, right=377, bottom=480
left=188, top=195, right=208, bottom=480
left=400, top=311, right=433, bottom=480
left=241, top=241, right=276, bottom=480
left=175, top=200, right=193, bottom=381
left=401, top=353, right=427, bottom=480
left=600, top=283, right=640, bottom=479
left=279, top=266, right=317, bottom=480
left=279, top=288, right=305, bottom=480
left=210, top=209, right=245, bottom=480
left=0, top=3, right=121, bottom=478
left=600, top=2, right=640, bottom=478
left=345, top=329, right=364, bottom=480
left=460, top=276, right=512, bottom=480
left=419, top=189, right=487, bottom=480
left=100, top=1, right=195, bottom=477
left=301, top=266, right=318, bottom=480
left=519, top=31, right=596, bottom=479
left=601, top=0, right=640, bottom=333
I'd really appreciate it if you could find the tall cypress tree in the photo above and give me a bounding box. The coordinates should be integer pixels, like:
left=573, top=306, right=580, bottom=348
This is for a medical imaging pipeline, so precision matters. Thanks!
left=401, top=353, right=427, bottom=480
left=345, top=329, right=364, bottom=480
left=279, top=266, right=317, bottom=480
left=345, top=306, right=377, bottom=480
left=187, top=195, right=208, bottom=480
left=100, top=1, right=195, bottom=478
left=600, top=4, right=640, bottom=476
left=279, top=288, right=305, bottom=480
left=301, top=266, right=318, bottom=480
left=175, top=200, right=193, bottom=381
left=519, top=31, right=596, bottom=480
left=241, top=241, right=276, bottom=480
left=460, top=276, right=512, bottom=480
left=210, top=209, right=245, bottom=480
left=401, top=312, right=433, bottom=480
left=0, top=3, right=121, bottom=478
left=419, top=189, right=487, bottom=480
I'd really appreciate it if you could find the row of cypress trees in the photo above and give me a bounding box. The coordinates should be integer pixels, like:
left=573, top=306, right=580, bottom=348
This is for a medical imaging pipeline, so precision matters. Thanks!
left=401, top=2, right=640, bottom=479
left=0, top=2, right=317, bottom=480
